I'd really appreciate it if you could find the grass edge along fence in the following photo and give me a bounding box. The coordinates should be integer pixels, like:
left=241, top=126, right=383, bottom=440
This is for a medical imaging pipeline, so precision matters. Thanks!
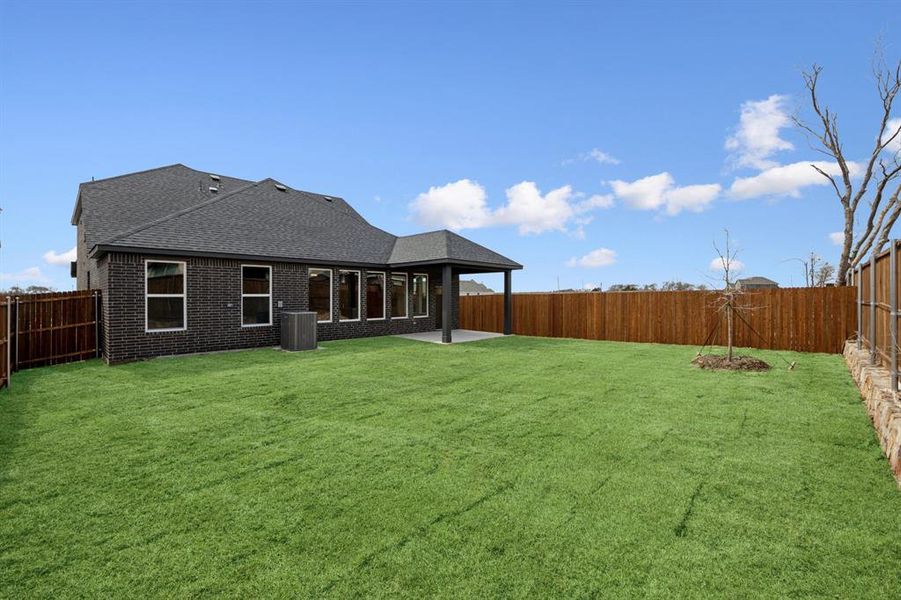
left=0, top=290, right=102, bottom=390
left=460, top=286, right=856, bottom=355
left=853, top=239, right=901, bottom=391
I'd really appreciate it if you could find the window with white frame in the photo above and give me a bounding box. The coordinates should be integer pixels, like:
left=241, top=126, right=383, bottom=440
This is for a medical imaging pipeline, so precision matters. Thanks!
left=309, top=268, right=332, bottom=322
left=242, top=265, right=271, bottom=326
left=338, top=270, right=360, bottom=321
left=391, top=273, right=408, bottom=318
left=412, top=274, right=429, bottom=317
left=366, top=272, right=385, bottom=320
left=146, top=260, right=186, bottom=331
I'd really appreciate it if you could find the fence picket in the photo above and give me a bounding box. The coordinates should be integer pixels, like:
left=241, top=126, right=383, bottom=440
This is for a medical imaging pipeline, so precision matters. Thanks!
left=460, top=287, right=856, bottom=354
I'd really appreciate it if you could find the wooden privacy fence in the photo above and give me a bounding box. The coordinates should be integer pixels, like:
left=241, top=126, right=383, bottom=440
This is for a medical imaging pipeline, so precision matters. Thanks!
left=0, top=290, right=102, bottom=389
left=853, top=240, right=901, bottom=390
left=460, top=287, right=856, bottom=354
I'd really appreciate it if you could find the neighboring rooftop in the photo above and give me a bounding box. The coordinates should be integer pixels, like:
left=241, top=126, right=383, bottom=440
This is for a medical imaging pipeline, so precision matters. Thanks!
left=736, top=276, right=779, bottom=288
left=75, top=164, right=521, bottom=270
left=460, top=280, right=495, bottom=295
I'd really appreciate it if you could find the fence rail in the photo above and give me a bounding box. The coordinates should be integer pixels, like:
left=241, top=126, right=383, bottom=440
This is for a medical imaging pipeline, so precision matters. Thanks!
left=854, top=239, right=900, bottom=390
left=460, top=287, right=856, bottom=354
left=0, top=290, right=102, bottom=389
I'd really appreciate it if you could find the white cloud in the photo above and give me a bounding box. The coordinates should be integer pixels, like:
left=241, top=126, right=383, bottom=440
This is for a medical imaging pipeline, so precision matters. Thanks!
left=662, top=183, right=722, bottom=216
left=709, top=257, right=745, bottom=273
left=829, top=231, right=844, bottom=246
left=495, top=182, right=578, bottom=234
left=0, top=266, right=50, bottom=284
left=728, top=160, right=862, bottom=200
left=567, top=248, right=617, bottom=268
left=410, top=180, right=612, bottom=235
left=409, top=179, right=492, bottom=230
left=586, top=148, right=621, bottom=165
left=576, top=193, right=615, bottom=211
left=43, top=246, right=77, bottom=266
left=583, top=282, right=599, bottom=290
left=609, top=172, right=721, bottom=215
left=563, top=148, right=621, bottom=166
left=883, top=118, right=901, bottom=153
left=725, top=94, right=794, bottom=170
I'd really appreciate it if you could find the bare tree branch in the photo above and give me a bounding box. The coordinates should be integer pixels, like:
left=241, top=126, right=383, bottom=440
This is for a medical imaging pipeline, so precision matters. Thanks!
left=796, top=55, right=901, bottom=284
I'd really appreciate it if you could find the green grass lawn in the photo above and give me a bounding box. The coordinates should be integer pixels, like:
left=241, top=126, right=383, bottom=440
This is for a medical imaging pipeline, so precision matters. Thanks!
left=1, top=336, right=899, bottom=598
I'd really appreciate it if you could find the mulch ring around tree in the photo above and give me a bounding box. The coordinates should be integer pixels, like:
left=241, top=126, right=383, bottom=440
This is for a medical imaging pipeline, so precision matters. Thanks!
left=692, top=354, right=771, bottom=371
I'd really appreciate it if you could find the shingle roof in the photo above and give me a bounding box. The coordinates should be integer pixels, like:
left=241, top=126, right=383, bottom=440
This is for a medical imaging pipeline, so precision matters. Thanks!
left=388, top=230, right=521, bottom=268
left=80, top=164, right=521, bottom=270
left=460, top=280, right=495, bottom=294
left=737, top=276, right=778, bottom=286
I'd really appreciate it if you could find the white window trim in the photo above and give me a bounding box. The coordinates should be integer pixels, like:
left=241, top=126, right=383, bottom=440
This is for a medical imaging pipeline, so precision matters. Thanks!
left=309, top=267, right=333, bottom=323
left=145, top=259, right=187, bottom=333
left=241, top=264, right=272, bottom=327
left=391, top=272, right=409, bottom=319
left=412, top=273, right=429, bottom=318
left=366, top=271, right=386, bottom=321
left=338, top=269, right=362, bottom=322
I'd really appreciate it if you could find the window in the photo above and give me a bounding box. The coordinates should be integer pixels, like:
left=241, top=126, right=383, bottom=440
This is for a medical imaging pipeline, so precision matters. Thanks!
left=391, top=273, right=408, bottom=319
left=338, top=270, right=360, bottom=321
left=242, top=265, right=271, bottom=326
left=412, top=274, right=429, bottom=317
left=146, top=260, right=186, bottom=331
left=366, top=272, right=385, bottom=320
left=309, top=268, right=332, bottom=322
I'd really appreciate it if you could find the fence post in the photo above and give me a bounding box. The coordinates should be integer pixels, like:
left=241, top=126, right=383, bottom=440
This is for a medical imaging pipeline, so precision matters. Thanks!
left=94, top=291, right=100, bottom=359
left=857, top=264, right=863, bottom=350
left=870, top=252, right=877, bottom=364
left=5, top=297, right=10, bottom=390
left=13, top=296, right=19, bottom=372
left=892, top=241, right=899, bottom=392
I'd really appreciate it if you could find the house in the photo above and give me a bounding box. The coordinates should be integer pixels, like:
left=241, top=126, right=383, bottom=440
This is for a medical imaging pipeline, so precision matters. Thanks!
left=72, top=164, right=521, bottom=363
left=735, top=276, right=779, bottom=290
left=459, top=279, right=495, bottom=295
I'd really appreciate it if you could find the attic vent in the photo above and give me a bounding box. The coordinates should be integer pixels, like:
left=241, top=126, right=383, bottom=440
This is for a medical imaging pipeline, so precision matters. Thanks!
left=209, top=186, right=219, bottom=193
left=209, top=174, right=221, bottom=181
left=322, top=195, right=334, bottom=202
left=275, top=184, right=287, bottom=192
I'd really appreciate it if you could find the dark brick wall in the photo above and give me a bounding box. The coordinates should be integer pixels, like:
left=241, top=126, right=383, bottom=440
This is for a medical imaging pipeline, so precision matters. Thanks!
left=76, top=219, right=101, bottom=291
left=101, top=252, right=460, bottom=363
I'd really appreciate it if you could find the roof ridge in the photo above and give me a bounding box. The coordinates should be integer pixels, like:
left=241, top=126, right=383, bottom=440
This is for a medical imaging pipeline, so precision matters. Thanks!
left=101, top=178, right=269, bottom=245
left=80, top=163, right=187, bottom=186
left=80, top=163, right=254, bottom=187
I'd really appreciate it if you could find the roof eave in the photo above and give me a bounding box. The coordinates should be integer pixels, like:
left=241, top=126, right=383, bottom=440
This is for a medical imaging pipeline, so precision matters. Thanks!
left=387, top=258, right=523, bottom=271
left=92, top=244, right=523, bottom=272
left=70, top=187, right=84, bottom=226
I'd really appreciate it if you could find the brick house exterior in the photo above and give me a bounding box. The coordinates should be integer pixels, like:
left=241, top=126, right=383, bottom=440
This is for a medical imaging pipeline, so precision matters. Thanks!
left=74, top=165, right=514, bottom=363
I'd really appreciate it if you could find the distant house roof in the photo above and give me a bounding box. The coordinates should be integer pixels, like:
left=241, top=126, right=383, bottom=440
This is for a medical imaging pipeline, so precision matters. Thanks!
left=459, top=280, right=495, bottom=294
left=736, top=276, right=779, bottom=287
left=76, top=164, right=521, bottom=271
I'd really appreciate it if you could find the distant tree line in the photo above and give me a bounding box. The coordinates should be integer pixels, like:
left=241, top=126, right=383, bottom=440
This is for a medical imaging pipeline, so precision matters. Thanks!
left=1, top=285, right=56, bottom=295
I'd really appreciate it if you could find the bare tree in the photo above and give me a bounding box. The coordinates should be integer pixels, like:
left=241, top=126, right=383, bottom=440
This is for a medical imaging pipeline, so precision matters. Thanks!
left=814, top=262, right=835, bottom=287
left=793, top=54, right=901, bottom=285
left=712, top=229, right=740, bottom=362
left=786, top=252, right=836, bottom=286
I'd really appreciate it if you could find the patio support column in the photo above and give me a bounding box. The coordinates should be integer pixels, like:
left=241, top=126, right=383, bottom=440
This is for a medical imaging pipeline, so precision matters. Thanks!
left=503, top=270, right=512, bottom=335
left=442, top=264, right=452, bottom=344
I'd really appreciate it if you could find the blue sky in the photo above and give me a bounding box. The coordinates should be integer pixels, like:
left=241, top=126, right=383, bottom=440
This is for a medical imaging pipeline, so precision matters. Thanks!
left=1, top=1, right=898, bottom=292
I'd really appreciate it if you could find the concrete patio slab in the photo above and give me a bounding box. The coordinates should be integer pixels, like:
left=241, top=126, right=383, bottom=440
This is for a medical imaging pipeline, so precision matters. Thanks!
left=394, top=329, right=505, bottom=344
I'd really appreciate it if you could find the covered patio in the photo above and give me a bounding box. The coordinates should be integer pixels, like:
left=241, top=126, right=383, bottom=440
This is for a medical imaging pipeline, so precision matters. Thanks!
left=387, top=230, right=521, bottom=344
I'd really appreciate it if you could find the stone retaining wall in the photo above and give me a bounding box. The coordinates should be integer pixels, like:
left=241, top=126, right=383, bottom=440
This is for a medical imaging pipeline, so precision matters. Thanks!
left=843, top=341, right=901, bottom=487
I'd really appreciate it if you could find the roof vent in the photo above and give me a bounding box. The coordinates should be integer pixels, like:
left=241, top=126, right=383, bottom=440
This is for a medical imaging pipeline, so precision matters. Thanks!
left=209, top=174, right=221, bottom=181
left=209, top=186, right=219, bottom=193
left=322, top=195, right=334, bottom=202
left=275, top=183, right=287, bottom=192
